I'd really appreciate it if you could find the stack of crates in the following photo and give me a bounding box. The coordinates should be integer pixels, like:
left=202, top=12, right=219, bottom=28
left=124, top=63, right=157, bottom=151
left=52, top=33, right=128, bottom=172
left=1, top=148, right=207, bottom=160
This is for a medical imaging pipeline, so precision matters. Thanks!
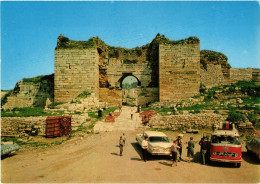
left=46, top=116, right=71, bottom=138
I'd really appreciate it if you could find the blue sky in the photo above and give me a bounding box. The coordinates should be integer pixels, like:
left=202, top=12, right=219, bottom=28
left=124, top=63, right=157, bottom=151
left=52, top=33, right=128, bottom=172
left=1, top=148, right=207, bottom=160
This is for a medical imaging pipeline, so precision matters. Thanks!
left=1, top=1, right=259, bottom=90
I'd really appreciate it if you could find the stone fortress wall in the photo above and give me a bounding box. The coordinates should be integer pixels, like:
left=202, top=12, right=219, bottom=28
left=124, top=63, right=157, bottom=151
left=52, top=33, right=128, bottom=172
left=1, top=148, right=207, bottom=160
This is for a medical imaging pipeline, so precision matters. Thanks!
left=159, top=43, right=200, bottom=102
left=2, top=34, right=260, bottom=110
left=54, top=49, right=99, bottom=103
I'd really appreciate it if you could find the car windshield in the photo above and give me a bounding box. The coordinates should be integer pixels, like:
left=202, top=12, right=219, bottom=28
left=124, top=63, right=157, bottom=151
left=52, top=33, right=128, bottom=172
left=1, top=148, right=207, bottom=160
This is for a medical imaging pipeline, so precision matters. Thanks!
left=212, top=135, right=241, bottom=145
left=149, top=136, right=170, bottom=143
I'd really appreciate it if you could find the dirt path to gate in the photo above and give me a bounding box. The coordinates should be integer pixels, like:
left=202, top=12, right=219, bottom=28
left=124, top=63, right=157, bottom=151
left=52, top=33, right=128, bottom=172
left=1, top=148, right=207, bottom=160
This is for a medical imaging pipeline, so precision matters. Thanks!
left=1, top=130, right=260, bottom=183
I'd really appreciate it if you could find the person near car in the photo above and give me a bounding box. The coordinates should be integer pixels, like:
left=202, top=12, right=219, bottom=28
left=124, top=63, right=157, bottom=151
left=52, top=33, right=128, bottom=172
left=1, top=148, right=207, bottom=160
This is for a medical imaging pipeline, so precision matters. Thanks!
left=171, top=140, right=180, bottom=167
left=141, top=137, right=149, bottom=162
left=199, top=137, right=208, bottom=164
left=119, top=136, right=124, bottom=156
left=187, top=137, right=195, bottom=163
left=176, top=135, right=183, bottom=161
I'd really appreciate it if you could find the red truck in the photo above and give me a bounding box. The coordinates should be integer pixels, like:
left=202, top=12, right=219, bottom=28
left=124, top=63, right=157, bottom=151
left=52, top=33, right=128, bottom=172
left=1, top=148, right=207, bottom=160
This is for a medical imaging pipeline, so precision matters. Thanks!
left=203, top=122, right=242, bottom=167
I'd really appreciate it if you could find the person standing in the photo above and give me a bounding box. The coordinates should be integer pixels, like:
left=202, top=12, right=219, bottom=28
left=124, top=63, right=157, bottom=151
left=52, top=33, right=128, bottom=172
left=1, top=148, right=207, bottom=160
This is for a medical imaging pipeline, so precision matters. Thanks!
left=141, top=137, right=149, bottom=162
left=119, top=136, right=124, bottom=156
left=171, top=140, right=180, bottom=167
left=119, top=104, right=122, bottom=112
left=187, top=137, right=195, bottom=163
left=199, top=137, right=208, bottom=165
left=122, top=133, right=126, bottom=144
left=130, top=109, right=134, bottom=120
left=176, top=135, right=183, bottom=161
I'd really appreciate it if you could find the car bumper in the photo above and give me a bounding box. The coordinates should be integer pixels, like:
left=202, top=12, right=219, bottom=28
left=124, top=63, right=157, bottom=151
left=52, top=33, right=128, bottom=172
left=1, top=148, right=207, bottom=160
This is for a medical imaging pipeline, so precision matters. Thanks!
left=149, top=151, right=171, bottom=156
left=210, top=157, right=242, bottom=163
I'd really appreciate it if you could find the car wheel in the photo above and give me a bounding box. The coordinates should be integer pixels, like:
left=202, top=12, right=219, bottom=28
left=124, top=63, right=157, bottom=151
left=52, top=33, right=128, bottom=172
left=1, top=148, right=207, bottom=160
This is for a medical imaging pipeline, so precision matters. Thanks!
left=235, top=163, right=241, bottom=168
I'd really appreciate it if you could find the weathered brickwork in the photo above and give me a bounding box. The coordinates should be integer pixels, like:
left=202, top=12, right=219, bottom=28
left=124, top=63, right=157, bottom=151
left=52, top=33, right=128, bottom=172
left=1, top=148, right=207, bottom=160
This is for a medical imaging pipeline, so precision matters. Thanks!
left=99, top=88, right=122, bottom=107
left=106, top=62, right=152, bottom=88
left=2, top=75, right=54, bottom=110
left=149, top=113, right=226, bottom=130
left=200, top=64, right=228, bottom=88
left=159, top=43, right=200, bottom=102
left=252, top=69, right=260, bottom=84
left=230, top=68, right=252, bottom=84
left=1, top=117, right=46, bottom=137
left=1, top=114, right=90, bottom=137
left=54, top=49, right=99, bottom=103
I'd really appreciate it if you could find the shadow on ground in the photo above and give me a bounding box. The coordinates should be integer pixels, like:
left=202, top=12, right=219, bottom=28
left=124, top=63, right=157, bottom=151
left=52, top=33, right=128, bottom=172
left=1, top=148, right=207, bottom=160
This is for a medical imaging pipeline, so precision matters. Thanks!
left=1, top=153, right=18, bottom=160
left=111, top=152, right=120, bottom=156
left=242, top=151, right=260, bottom=165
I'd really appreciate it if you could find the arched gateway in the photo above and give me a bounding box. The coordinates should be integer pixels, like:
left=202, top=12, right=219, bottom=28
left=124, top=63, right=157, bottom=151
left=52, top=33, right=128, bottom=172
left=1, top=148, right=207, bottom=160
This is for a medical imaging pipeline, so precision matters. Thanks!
left=54, top=34, right=201, bottom=107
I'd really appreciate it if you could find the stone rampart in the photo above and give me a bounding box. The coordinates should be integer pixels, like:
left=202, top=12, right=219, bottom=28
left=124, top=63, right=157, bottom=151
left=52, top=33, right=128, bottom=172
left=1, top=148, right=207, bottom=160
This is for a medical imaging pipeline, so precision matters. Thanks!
left=1, top=117, right=46, bottom=137
left=1, top=114, right=89, bottom=137
left=106, top=63, right=152, bottom=88
left=252, top=68, right=260, bottom=84
left=200, top=64, right=229, bottom=88
left=99, top=88, right=122, bottom=107
left=230, top=68, right=252, bottom=84
left=55, top=48, right=99, bottom=103
left=159, top=43, right=200, bottom=102
left=149, top=113, right=226, bottom=130
left=2, top=75, right=54, bottom=110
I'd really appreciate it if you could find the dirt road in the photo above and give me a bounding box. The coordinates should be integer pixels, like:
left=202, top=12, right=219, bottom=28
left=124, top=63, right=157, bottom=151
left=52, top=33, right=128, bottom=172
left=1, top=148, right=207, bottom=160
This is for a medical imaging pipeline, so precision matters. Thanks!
left=1, top=130, right=260, bottom=183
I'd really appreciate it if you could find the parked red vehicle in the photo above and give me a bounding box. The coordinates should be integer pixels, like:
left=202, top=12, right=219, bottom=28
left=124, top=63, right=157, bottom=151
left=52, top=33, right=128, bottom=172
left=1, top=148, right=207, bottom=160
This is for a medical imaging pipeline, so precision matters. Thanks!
left=203, top=122, right=242, bottom=167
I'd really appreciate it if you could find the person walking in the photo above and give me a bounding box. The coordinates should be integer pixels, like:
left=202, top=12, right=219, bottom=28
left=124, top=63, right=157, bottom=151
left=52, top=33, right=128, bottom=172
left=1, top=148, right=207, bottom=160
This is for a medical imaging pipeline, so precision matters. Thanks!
left=122, top=133, right=126, bottom=144
left=119, top=136, right=124, bottom=156
left=199, top=137, right=208, bottom=164
left=171, top=140, right=180, bottom=167
left=141, top=137, right=149, bottom=162
left=187, top=137, right=195, bottom=163
left=176, top=135, right=183, bottom=161
left=119, top=104, right=122, bottom=112
left=130, top=109, right=134, bottom=120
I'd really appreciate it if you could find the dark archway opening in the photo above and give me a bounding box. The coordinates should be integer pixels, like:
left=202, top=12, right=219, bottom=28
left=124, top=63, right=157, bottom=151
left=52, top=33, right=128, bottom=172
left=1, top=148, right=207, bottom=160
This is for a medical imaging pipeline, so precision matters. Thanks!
left=120, top=74, right=140, bottom=106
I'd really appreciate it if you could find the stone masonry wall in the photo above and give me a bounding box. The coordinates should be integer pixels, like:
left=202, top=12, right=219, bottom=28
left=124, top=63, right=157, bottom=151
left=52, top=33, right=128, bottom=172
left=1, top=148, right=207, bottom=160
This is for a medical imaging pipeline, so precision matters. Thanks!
left=159, top=43, right=200, bottom=102
left=1, top=117, right=46, bottom=137
left=230, top=68, right=252, bottom=84
left=2, top=76, right=54, bottom=110
left=1, top=115, right=89, bottom=137
left=252, top=68, right=260, bottom=84
left=200, top=64, right=229, bottom=88
left=136, top=87, right=159, bottom=106
left=55, top=48, right=99, bottom=103
left=149, top=113, right=226, bottom=130
left=106, top=62, right=152, bottom=88
left=99, top=88, right=122, bottom=107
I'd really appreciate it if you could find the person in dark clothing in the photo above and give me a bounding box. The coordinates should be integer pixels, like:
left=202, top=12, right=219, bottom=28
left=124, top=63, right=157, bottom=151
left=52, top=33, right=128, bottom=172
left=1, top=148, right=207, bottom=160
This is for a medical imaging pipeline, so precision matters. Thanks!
left=199, top=137, right=208, bottom=164
left=98, top=109, right=102, bottom=118
left=176, top=135, right=183, bottom=161
left=119, top=136, right=124, bottom=156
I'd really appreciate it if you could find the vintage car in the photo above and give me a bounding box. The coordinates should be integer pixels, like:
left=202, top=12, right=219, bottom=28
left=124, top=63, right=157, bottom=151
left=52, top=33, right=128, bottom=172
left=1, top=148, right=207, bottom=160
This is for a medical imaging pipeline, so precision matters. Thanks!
left=1, top=144, right=20, bottom=156
left=246, top=137, right=260, bottom=161
left=136, top=131, right=172, bottom=156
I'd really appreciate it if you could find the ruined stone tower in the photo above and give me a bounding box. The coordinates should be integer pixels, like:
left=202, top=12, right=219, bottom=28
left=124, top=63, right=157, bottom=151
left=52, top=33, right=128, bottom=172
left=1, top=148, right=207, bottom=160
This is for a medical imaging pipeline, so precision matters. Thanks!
left=54, top=34, right=202, bottom=106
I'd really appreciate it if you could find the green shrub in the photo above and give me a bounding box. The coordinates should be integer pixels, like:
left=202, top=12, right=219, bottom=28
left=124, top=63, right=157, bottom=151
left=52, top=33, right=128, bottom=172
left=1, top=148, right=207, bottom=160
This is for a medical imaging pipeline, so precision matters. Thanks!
left=47, top=102, right=63, bottom=109
left=226, top=111, right=246, bottom=124
left=77, top=91, right=91, bottom=98
left=1, top=107, right=63, bottom=117
left=200, top=83, right=207, bottom=94
left=247, top=112, right=259, bottom=127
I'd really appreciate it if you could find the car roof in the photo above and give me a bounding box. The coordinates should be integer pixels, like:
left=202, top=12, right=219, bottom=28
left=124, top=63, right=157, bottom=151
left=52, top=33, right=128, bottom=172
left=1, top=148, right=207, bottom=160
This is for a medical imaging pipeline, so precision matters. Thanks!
left=212, top=129, right=240, bottom=136
left=144, top=131, right=167, bottom=137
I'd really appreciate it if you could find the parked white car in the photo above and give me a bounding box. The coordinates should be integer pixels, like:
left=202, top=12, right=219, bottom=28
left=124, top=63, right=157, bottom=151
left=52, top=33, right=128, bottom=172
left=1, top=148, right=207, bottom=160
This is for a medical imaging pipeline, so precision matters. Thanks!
left=136, top=131, right=172, bottom=155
